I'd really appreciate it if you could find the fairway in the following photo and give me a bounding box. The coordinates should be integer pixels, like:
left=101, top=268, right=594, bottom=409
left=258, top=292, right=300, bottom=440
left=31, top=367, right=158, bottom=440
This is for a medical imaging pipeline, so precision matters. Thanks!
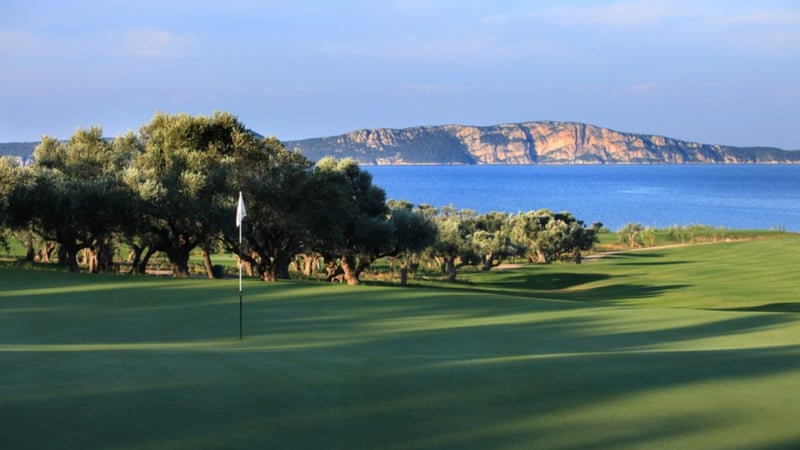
left=2, top=239, right=800, bottom=449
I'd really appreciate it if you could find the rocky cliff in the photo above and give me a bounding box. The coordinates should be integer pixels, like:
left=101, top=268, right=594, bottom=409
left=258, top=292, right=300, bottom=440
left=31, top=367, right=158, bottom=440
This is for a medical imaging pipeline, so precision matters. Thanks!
left=286, top=121, right=800, bottom=165
left=3, top=121, right=798, bottom=165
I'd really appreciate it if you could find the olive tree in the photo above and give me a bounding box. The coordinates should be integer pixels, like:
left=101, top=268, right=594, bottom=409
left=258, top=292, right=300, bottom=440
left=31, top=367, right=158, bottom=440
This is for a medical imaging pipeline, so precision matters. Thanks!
left=309, top=158, right=393, bottom=285
left=8, top=129, right=137, bottom=272
left=386, top=204, right=438, bottom=285
left=127, top=112, right=242, bottom=277
left=0, top=156, right=22, bottom=251
left=429, top=207, right=480, bottom=281
left=221, top=135, right=314, bottom=281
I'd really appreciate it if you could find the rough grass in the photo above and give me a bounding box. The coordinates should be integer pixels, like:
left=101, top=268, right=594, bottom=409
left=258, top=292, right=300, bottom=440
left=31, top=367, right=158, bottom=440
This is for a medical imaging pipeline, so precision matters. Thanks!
left=1, top=238, right=800, bottom=449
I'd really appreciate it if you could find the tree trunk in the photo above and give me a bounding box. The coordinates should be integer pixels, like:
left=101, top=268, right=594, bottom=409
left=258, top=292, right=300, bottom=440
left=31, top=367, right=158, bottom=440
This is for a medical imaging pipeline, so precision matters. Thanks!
left=482, top=252, right=494, bottom=271
left=24, top=243, right=35, bottom=263
left=340, top=253, right=361, bottom=286
left=39, top=242, right=56, bottom=263
left=97, top=239, right=114, bottom=273
left=59, top=243, right=80, bottom=272
left=128, top=244, right=143, bottom=274
left=444, top=255, right=457, bottom=282
left=133, top=246, right=156, bottom=275
left=86, top=248, right=98, bottom=274
left=275, top=254, right=291, bottom=280
left=169, top=248, right=192, bottom=278
left=574, top=248, right=582, bottom=264
left=87, top=239, right=115, bottom=274
left=628, top=231, right=640, bottom=248
left=200, top=244, right=215, bottom=279
left=300, top=253, right=318, bottom=277
left=172, top=263, right=191, bottom=278
left=325, top=260, right=344, bottom=283
left=261, top=266, right=277, bottom=282
left=400, top=261, right=408, bottom=286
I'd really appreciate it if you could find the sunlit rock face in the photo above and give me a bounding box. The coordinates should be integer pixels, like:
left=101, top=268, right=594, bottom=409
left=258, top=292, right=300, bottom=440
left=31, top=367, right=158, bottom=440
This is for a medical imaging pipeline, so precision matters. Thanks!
left=287, top=121, right=798, bottom=165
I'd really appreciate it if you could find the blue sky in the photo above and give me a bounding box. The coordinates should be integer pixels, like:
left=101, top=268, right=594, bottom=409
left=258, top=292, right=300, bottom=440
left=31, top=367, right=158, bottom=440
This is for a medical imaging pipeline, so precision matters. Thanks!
left=2, top=0, right=798, bottom=148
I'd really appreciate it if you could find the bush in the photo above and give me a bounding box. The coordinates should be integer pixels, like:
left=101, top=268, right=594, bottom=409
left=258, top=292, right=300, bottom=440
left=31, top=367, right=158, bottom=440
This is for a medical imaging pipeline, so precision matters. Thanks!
left=212, top=265, right=226, bottom=279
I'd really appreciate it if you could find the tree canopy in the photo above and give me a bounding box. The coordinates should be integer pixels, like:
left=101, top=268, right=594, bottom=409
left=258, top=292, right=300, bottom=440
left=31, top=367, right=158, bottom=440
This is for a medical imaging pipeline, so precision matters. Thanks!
left=0, top=112, right=600, bottom=283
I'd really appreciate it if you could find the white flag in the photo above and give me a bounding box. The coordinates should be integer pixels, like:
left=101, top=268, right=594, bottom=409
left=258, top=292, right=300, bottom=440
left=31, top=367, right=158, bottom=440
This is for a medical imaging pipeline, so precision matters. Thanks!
left=236, top=191, right=247, bottom=227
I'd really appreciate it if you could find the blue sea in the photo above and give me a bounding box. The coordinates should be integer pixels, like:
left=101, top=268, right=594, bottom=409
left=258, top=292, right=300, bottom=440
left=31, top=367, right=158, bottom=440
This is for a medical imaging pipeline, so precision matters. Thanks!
left=366, top=164, right=800, bottom=232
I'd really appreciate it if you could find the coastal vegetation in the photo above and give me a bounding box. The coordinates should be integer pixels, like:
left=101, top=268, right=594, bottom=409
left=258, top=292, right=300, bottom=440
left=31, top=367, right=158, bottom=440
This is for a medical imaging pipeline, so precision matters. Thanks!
left=0, top=113, right=602, bottom=285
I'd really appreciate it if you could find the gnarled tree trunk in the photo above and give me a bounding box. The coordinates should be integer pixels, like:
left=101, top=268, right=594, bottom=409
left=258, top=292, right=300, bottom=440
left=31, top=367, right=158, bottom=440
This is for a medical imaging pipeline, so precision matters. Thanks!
left=340, top=253, right=361, bottom=286
left=200, top=243, right=215, bottom=279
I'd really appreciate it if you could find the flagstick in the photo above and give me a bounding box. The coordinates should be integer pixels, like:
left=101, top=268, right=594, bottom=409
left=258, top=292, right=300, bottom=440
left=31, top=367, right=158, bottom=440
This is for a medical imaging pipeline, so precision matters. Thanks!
left=236, top=191, right=247, bottom=340
left=239, top=217, right=243, bottom=340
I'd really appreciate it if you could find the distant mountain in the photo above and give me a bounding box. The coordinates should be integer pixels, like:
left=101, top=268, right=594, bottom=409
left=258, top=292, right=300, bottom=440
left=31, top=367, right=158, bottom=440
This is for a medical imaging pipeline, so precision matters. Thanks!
left=0, top=142, right=38, bottom=163
left=285, top=121, right=800, bottom=165
left=0, top=129, right=265, bottom=165
left=3, top=121, right=798, bottom=164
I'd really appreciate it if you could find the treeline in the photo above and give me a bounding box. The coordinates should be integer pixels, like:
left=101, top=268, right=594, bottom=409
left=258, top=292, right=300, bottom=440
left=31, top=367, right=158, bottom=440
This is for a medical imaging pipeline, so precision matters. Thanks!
left=0, top=112, right=601, bottom=285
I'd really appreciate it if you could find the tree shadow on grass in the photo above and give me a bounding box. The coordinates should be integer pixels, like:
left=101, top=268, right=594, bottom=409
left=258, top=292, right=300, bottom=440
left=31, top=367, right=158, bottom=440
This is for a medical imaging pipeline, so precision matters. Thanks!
left=415, top=269, right=691, bottom=304
left=546, top=283, right=692, bottom=302
left=600, top=251, right=692, bottom=266
left=5, top=277, right=800, bottom=450
left=613, top=260, right=692, bottom=266
left=715, top=303, right=800, bottom=313
left=473, top=272, right=614, bottom=291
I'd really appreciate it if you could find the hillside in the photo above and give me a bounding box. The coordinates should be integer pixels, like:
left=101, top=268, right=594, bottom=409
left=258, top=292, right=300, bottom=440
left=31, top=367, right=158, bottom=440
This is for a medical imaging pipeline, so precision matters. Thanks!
left=285, top=121, right=800, bottom=165
left=3, top=121, right=798, bottom=164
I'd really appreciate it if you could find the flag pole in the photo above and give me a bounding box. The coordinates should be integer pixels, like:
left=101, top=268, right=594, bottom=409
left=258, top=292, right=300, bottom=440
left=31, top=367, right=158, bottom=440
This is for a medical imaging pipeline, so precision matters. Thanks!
left=236, top=191, right=247, bottom=340
left=239, top=215, right=243, bottom=340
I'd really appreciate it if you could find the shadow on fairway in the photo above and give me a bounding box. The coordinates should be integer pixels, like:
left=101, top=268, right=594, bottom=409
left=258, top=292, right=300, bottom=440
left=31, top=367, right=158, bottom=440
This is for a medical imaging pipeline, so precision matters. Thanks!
left=4, top=274, right=800, bottom=450
left=715, top=303, right=800, bottom=313
left=547, top=282, right=692, bottom=302
left=599, top=252, right=692, bottom=266
left=417, top=270, right=690, bottom=304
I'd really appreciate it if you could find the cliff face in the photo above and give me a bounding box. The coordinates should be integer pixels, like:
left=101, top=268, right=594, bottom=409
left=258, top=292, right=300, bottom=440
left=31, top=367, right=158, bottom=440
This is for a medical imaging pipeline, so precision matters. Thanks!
left=3, top=121, right=797, bottom=165
left=287, top=121, right=799, bottom=165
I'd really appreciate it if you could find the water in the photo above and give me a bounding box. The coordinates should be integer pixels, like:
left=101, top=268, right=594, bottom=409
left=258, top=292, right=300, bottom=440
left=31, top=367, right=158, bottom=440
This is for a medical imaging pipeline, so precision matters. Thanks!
left=366, top=165, right=800, bottom=231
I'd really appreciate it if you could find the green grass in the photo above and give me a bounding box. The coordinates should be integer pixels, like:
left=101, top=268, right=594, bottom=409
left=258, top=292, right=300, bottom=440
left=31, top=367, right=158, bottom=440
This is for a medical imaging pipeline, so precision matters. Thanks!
left=595, top=227, right=795, bottom=251
left=2, top=238, right=800, bottom=449
left=460, top=238, right=800, bottom=310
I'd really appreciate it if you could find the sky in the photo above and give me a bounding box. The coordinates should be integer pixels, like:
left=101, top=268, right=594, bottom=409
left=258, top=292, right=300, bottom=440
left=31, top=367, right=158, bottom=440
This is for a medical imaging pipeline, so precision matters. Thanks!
left=1, top=0, right=799, bottom=148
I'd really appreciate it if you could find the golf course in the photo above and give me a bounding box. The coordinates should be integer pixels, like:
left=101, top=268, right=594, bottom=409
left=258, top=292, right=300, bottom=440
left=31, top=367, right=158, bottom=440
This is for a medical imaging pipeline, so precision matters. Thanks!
left=2, top=237, right=799, bottom=449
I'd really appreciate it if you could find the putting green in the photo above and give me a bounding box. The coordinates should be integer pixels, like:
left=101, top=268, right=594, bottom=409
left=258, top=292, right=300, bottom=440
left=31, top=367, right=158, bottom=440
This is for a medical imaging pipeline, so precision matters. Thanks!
left=1, top=239, right=799, bottom=449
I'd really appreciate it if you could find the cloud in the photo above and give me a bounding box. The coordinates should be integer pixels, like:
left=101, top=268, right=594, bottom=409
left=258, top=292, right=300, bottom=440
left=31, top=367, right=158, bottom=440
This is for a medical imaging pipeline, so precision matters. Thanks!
left=0, top=26, right=199, bottom=60
left=630, top=82, right=657, bottom=95
left=0, top=28, right=64, bottom=56
left=538, top=2, right=680, bottom=27
left=711, top=8, right=800, bottom=26
left=398, top=83, right=478, bottom=94
left=329, top=32, right=576, bottom=64
left=481, top=14, right=513, bottom=27
left=122, top=28, right=197, bottom=58
left=263, top=86, right=315, bottom=97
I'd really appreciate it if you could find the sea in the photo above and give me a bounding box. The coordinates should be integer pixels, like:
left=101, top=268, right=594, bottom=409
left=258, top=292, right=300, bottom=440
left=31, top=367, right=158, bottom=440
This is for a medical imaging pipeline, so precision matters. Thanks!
left=366, top=164, right=800, bottom=232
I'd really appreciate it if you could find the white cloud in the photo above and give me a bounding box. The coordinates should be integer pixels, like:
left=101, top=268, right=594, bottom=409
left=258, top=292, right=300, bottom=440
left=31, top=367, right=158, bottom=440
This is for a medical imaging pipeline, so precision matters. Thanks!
left=538, top=2, right=680, bottom=27
left=0, top=26, right=199, bottom=60
left=0, top=28, right=64, bottom=56
left=711, top=8, right=800, bottom=26
left=122, top=28, right=197, bottom=58
left=398, top=83, right=478, bottom=94
left=263, top=86, right=315, bottom=97
left=481, top=14, right=513, bottom=27
left=630, top=82, right=657, bottom=95
left=329, top=32, right=577, bottom=64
